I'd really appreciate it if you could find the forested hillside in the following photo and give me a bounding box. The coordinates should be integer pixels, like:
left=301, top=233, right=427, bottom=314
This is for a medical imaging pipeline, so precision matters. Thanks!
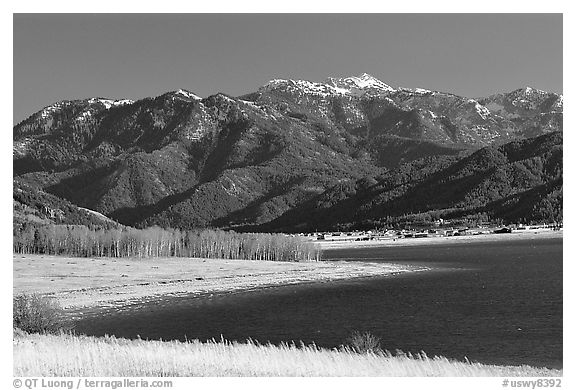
left=262, top=132, right=563, bottom=231
left=13, top=74, right=562, bottom=231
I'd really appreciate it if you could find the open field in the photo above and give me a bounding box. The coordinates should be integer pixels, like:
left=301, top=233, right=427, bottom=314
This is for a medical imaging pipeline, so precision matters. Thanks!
left=13, top=254, right=426, bottom=310
left=13, top=332, right=562, bottom=377
left=316, top=229, right=563, bottom=250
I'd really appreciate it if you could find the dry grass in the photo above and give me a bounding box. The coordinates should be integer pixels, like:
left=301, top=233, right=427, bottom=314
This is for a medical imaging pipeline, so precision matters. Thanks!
left=13, top=333, right=561, bottom=377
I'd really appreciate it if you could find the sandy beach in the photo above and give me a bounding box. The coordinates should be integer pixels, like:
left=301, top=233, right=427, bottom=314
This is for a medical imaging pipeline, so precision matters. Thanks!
left=13, top=254, right=428, bottom=310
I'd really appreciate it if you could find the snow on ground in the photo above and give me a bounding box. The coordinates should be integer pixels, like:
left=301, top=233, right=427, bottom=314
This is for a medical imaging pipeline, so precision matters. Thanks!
left=468, top=99, right=491, bottom=120
left=175, top=89, right=202, bottom=100
left=264, top=74, right=395, bottom=98
left=88, top=98, right=135, bottom=109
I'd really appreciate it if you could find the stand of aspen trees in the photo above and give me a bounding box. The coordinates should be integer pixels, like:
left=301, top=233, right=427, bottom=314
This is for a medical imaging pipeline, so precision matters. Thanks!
left=13, top=225, right=321, bottom=262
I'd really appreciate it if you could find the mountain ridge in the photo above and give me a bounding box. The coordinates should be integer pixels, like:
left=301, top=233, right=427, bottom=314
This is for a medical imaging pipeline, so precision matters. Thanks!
left=13, top=74, right=562, bottom=231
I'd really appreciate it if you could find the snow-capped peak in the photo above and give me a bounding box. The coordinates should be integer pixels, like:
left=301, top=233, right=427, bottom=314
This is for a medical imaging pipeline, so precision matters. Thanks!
left=516, top=86, right=549, bottom=96
left=340, top=73, right=395, bottom=91
left=262, top=73, right=395, bottom=98
left=88, top=98, right=134, bottom=109
left=174, top=89, right=202, bottom=100
left=324, top=73, right=395, bottom=96
left=261, top=78, right=347, bottom=98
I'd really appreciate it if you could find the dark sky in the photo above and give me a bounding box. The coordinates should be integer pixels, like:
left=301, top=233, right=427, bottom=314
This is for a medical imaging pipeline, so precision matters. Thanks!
left=13, top=13, right=562, bottom=124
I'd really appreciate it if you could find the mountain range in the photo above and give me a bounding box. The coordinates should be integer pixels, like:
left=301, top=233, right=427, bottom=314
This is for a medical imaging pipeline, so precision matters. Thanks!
left=13, top=74, right=563, bottom=231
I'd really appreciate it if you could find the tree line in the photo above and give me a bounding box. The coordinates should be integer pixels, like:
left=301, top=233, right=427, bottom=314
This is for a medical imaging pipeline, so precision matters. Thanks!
left=13, top=224, right=321, bottom=262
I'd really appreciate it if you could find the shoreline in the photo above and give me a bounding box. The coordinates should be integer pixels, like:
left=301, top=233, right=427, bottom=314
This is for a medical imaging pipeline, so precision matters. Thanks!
left=13, top=254, right=429, bottom=311
left=315, top=229, right=562, bottom=250
left=13, top=235, right=563, bottom=376
left=13, top=229, right=562, bottom=311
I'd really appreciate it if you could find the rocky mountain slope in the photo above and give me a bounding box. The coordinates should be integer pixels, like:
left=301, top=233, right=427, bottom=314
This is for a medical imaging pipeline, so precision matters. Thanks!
left=13, top=74, right=562, bottom=230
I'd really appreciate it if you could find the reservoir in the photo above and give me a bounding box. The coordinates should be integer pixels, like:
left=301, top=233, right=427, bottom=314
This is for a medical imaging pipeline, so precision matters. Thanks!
left=75, top=236, right=562, bottom=369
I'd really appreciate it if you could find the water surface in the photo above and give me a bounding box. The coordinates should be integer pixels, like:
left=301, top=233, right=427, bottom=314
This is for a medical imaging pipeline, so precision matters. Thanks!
left=75, top=237, right=562, bottom=368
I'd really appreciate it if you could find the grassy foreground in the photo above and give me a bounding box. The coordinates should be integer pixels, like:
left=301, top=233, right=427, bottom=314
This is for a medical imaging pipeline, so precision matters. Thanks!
left=14, top=332, right=561, bottom=377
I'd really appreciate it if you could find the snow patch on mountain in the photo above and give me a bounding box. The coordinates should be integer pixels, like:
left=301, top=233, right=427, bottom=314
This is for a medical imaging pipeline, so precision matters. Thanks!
left=325, top=73, right=395, bottom=96
left=174, top=89, right=202, bottom=100
left=263, top=79, right=345, bottom=98
left=337, top=73, right=395, bottom=91
left=414, top=88, right=433, bottom=95
left=552, top=95, right=563, bottom=111
left=88, top=98, right=134, bottom=109
left=75, top=111, right=93, bottom=122
left=13, top=138, right=33, bottom=156
left=39, top=103, right=65, bottom=119
left=263, top=74, right=395, bottom=98
left=468, top=99, right=491, bottom=120
left=78, top=207, right=115, bottom=223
